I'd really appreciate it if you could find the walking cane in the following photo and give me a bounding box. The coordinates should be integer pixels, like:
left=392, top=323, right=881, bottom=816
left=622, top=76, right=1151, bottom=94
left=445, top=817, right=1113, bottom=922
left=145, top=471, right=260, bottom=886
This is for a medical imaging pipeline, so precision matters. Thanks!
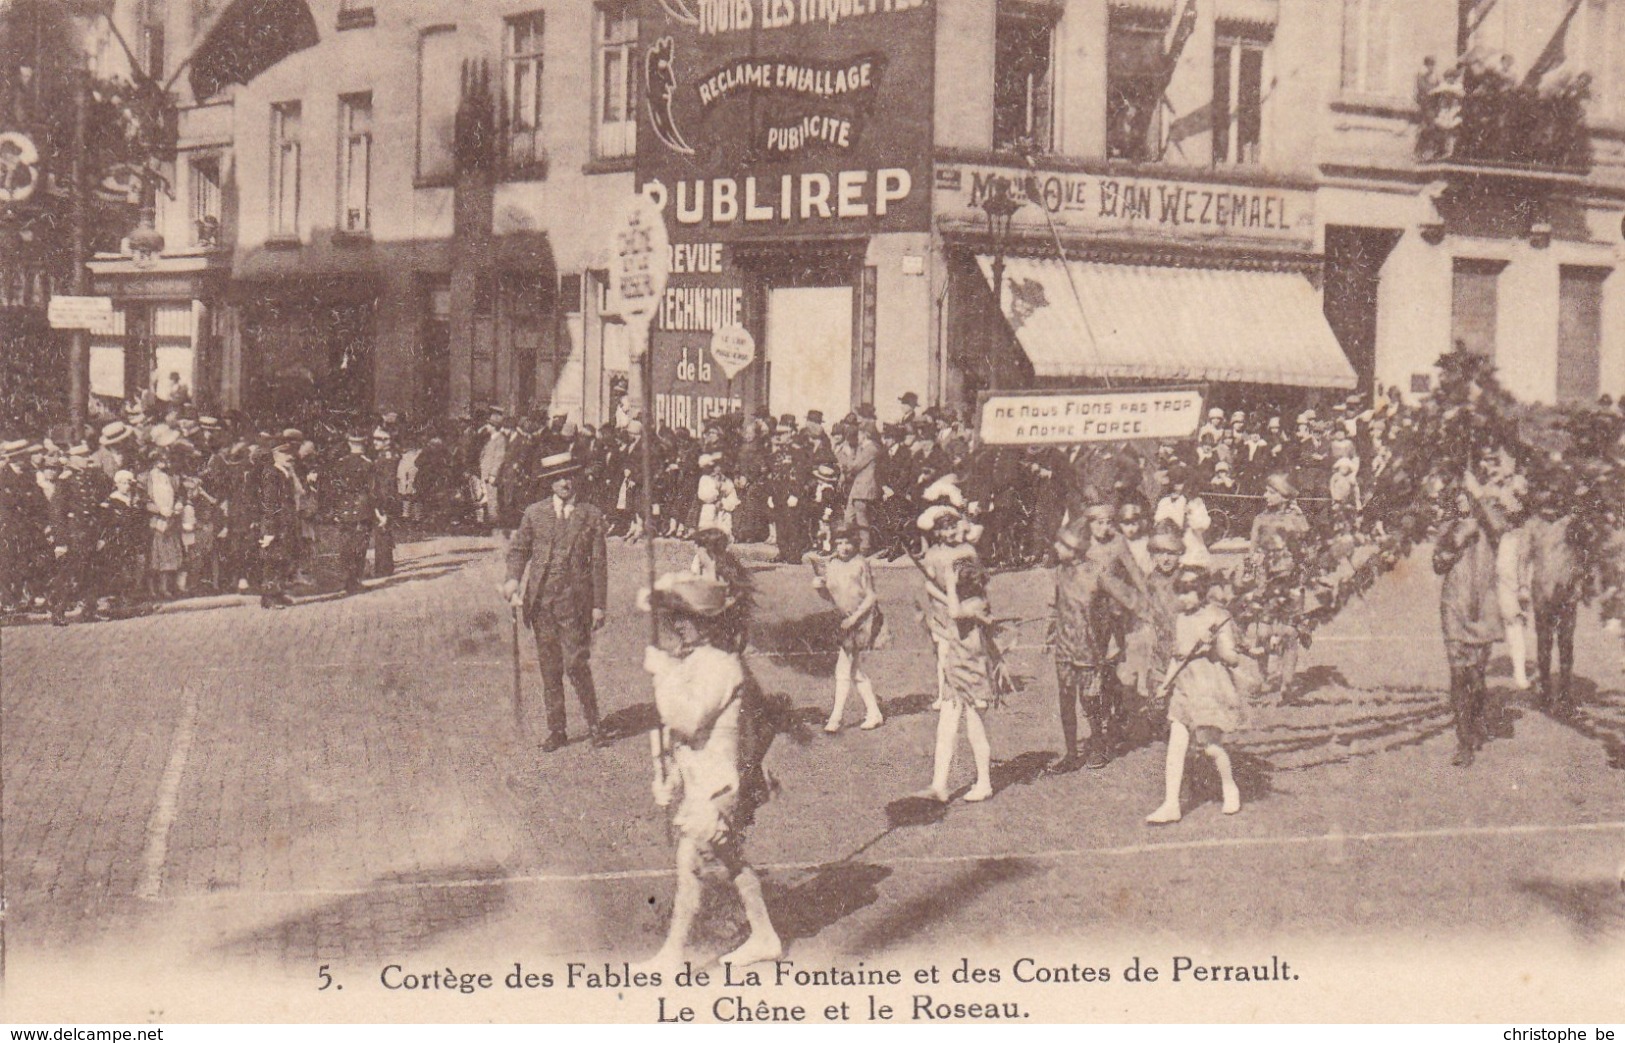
left=510, top=601, right=526, bottom=735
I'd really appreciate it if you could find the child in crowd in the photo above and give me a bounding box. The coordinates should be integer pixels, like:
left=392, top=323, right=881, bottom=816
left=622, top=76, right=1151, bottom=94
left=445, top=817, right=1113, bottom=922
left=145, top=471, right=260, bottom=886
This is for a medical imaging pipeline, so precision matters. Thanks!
left=1147, top=567, right=1246, bottom=824
left=813, top=526, right=887, bottom=733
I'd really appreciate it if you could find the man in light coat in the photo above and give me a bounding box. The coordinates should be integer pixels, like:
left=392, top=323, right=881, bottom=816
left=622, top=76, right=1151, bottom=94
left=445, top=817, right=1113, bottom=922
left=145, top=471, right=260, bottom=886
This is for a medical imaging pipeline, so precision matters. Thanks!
left=835, top=423, right=882, bottom=553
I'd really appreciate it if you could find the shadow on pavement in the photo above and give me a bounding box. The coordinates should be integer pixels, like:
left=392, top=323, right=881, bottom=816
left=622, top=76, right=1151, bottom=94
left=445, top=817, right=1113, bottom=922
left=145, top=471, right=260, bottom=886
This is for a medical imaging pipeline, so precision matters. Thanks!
left=766, top=862, right=893, bottom=946
left=749, top=612, right=839, bottom=677
left=214, top=863, right=513, bottom=964
left=990, top=751, right=1054, bottom=794
left=1539, top=677, right=1625, bottom=770
left=1515, top=876, right=1625, bottom=945
left=848, top=857, right=1039, bottom=952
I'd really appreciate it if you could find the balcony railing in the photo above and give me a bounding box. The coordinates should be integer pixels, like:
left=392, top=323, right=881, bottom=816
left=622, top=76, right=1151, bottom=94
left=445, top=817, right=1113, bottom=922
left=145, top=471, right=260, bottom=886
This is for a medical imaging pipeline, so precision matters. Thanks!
left=1416, top=66, right=1592, bottom=173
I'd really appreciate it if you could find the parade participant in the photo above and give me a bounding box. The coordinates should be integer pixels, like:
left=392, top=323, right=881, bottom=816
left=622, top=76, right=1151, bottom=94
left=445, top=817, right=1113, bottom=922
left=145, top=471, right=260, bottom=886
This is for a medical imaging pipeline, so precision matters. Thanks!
left=256, top=438, right=303, bottom=609
left=1146, top=567, right=1246, bottom=823
left=1139, top=531, right=1187, bottom=703
left=372, top=428, right=402, bottom=576
left=1080, top=502, right=1148, bottom=761
left=1047, top=520, right=1114, bottom=772
left=813, top=525, right=886, bottom=734
left=329, top=431, right=377, bottom=595
left=689, top=527, right=753, bottom=654
left=1118, top=500, right=1152, bottom=575
left=501, top=451, right=608, bottom=752
left=1434, top=478, right=1504, bottom=767
left=1247, top=472, right=1311, bottom=699
left=640, top=570, right=783, bottom=972
left=1477, top=447, right=1533, bottom=691
left=914, top=505, right=995, bottom=803
left=1525, top=482, right=1581, bottom=715
left=1154, top=465, right=1212, bottom=568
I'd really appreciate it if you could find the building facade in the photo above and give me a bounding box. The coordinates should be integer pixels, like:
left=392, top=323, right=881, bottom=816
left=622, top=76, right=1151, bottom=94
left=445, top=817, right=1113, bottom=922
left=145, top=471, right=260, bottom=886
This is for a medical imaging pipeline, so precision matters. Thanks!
left=77, top=0, right=1625, bottom=425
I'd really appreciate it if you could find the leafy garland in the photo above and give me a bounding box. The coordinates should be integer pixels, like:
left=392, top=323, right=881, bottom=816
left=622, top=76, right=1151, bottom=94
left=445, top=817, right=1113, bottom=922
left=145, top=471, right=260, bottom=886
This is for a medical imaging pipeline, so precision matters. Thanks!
left=1228, top=351, right=1624, bottom=646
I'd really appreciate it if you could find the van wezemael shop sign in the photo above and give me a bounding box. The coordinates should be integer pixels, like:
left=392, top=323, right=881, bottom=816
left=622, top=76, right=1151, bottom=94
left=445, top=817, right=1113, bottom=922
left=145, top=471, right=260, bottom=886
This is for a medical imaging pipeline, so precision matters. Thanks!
left=936, top=162, right=1315, bottom=247
left=636, top=0, right=935, bottom=429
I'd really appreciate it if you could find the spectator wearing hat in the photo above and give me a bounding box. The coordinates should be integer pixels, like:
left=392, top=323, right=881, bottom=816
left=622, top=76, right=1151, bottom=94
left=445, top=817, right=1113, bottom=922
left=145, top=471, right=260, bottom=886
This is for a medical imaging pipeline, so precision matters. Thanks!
left=328, top=431, right=378, bottom=594
left=835, top=419, right=882, bottom=554
left=695, top=452, right=738, bottom=536
left=44, top=445, right=102, bottom=625
left=502, top=451, right=608, bottom=752
left=0, top=440, right=52, bottom=612
left=92, top=421, right=134, bottom=480
left=800, top=409, right=836, bottom=468
left=767, top=424, right=810, bottom=563
left=897, top=391, right=920, bottom=427
left=256, top=439, right=305, bottom=609
left=639, top=570, right=783, bottom=972
left=1155, top=465, right=1213, bottom=568
left=733, top=418, right=771, bottom=544
left=371, top=428, right=401, bottom=577
left=144, top=448, right=185, bottom=600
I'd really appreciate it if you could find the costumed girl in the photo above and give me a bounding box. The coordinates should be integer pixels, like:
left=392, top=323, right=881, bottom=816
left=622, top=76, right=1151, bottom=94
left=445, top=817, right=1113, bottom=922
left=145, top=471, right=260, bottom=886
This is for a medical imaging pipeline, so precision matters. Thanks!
left=914, top=504, right=995, bottom=803
left=639, top=571, right=782, bottom=970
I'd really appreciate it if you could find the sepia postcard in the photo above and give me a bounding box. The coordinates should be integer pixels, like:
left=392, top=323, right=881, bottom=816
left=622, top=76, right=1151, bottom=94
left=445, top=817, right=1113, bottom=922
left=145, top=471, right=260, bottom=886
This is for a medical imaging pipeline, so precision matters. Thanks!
left=1, top=0, right=1622, bottom=1026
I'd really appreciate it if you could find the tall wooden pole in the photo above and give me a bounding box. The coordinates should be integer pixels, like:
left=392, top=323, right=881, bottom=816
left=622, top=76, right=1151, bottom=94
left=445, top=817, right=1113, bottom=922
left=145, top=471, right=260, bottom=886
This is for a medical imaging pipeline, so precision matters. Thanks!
left=639, top=321, right=658, bottom=645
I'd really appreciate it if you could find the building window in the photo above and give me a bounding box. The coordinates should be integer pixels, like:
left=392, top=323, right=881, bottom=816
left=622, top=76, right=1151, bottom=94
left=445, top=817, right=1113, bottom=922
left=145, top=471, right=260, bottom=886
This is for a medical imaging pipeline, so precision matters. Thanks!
left=141, top=0, right=167, bottom=81
left=270, top=101, right=301, bottom=238
left=993, top=4, right=1054, bottom=153
left=339, top=92, right=372, bottom=233
left=594, top=2, right=638, bottom=160
left=1212, top=35, right=1265, bottom=166
left=189, top=155, right=221, bottom=247
left=1451, top=258, right=1504, bottom=360
left=337, top=0, right=375, bottom=30
left=1557, top=266, right=1608, bottom=405
left=417, top=26, right=459, bottom=183
left=504, top=11, right=546, bottom=175
left=1574, top=0, right=1617, bottom=121
left=1107, top=16, right=1165, bottom=161
left=1340, top=0, right=1392, bottom=95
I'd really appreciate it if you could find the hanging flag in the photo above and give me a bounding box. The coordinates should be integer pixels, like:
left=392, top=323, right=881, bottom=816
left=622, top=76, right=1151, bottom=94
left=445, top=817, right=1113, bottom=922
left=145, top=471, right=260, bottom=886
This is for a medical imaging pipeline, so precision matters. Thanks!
left=1522, top=0, right=1585, bottom=89
left=1131, top=0, right=1200, bottom=156
left=1162, top=0, right=1201, bottom=69
left=188, top=0, right=318, bottom=101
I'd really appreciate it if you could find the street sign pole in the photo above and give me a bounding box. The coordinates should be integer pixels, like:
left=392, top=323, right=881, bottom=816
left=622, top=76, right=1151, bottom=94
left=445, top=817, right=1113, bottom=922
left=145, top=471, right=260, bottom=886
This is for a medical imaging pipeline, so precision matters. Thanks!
left=606, top=190, right=671, bottom=647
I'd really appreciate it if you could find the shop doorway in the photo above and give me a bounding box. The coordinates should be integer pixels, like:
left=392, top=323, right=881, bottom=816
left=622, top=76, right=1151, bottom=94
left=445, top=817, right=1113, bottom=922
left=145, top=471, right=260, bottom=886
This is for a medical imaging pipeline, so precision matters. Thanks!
left=766, top=285, right=852, bottom=423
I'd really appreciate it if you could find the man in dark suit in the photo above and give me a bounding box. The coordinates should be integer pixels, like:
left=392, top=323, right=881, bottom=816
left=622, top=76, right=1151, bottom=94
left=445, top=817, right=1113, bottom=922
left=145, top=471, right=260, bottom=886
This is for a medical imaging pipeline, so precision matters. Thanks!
left=502, top=451, right=608, bottom=752
left=328, top=431, right=376, bottom=594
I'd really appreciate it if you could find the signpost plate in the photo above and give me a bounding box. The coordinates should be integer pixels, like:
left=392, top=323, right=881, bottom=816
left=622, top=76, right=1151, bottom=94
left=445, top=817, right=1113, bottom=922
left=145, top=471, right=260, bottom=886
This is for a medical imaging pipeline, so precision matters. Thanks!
left=47, top=295, right=116, bottom=333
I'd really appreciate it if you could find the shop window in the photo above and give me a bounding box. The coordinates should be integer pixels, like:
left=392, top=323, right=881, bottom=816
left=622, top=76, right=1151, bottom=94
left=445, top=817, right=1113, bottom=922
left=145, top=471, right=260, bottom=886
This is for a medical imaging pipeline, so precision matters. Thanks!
left=1340, top=0, right=1392, bottom=96
left=189, top=155, right=221, bottom=247
left=338, top=93, right=372, bottom=233
left=504, top=11, right=547, bottom=176
left=1212, top=35, right=1266, bottom=166
left=270, top=101, right=301, bottom=238
left=1107, top=17, right=1164, bottom=161
left=993, top=4, right=1054, bottom=153
left=594, top=3, right=638, bottom=160
left=417, top=26, right=459, bottom=183
left=1450, top=258, right=1504, bottom=360
left=1557, top=266, right=1608, bottom=405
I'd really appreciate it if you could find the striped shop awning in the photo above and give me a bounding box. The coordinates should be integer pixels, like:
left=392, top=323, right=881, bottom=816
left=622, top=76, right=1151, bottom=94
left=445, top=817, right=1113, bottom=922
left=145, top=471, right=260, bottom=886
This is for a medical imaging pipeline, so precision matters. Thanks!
left=977, top=255, right=1357, bottom=390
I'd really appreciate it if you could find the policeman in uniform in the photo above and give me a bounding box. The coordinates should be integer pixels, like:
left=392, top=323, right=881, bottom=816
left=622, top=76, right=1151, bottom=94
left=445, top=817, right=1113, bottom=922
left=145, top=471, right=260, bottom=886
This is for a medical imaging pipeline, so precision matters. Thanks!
left=45, top=446, right=102, bottom=626
left=766, top=424, right=810, bottom=564
left=329, top=431, right=377, bottom=594
left=502, top=451, right=608, bottom=752
left=256, top=438, right=303, bottom=609
left=371, top=427, right=402, bottom=577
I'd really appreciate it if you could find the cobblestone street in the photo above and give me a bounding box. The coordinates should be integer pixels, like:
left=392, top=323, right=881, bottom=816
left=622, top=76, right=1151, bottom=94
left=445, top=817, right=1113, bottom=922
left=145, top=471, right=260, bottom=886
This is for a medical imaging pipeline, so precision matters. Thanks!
left=3, top=536, right=1623, bottom=1021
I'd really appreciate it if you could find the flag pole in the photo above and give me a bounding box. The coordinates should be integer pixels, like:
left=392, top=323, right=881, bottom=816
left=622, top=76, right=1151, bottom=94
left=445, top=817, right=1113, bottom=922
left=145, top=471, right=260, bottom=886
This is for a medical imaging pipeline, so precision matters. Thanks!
left=640, top=320, right=659, bottom=646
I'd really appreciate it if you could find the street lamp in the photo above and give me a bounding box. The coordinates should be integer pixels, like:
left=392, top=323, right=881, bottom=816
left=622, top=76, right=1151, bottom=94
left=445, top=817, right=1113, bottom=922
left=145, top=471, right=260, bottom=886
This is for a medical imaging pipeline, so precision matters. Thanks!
left=980, top=174, right=1023, bottom=390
